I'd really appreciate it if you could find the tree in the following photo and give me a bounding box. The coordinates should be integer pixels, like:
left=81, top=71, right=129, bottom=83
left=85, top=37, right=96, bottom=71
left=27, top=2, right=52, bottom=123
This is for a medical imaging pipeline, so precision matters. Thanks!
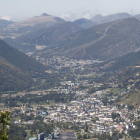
left=0, top=111, right=10, bottom=140
left=84, top=122, right=88, bottom=132
left=77, top=134, right=82, bottom=139
left=111, top=112, right=120, bottom=120
left=8, top=123, right=27, bottom=140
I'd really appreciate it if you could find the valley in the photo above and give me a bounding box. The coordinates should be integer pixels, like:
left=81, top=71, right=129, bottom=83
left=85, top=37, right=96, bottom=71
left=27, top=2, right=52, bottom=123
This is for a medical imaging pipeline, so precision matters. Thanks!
left=1, top=55, right=140, bottom=140
left=1, top=12, right=140, bottom=140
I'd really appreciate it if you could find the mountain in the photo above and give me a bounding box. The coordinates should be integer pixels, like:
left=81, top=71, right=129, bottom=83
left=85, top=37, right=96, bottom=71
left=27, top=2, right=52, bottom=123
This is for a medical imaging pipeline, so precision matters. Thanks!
left=0, top=19, right=14, bottom=30
left=3, top=37, right=37, bottom=52
left=94, top=48, right=140, bottom=107
left=0, top=39, right=44, bottom=73
left=8, top=13, right=65, bottom=30
left=0, top=39, right=46, bottom=92
left=1, top=13, right=67, bottom=52
left=0, top=13, right=65, bottom=39
left=104, top=49, right=140, bottom=72
left=3, top=22, right=82, bottom=52
left=13, top=22, right=83, bottom=50
left=135, top=14, right=140, bottom=21
left=90, top=14, right=103, bottom=24
left=73, top=18, right=96, bottom=29
left=0, top=56, right=33, bottom=92
left=37, top=17, right=140, bottom=60
left=91, top=13, right=132, bottom=24
left=106, top=65, right=140, bottom=107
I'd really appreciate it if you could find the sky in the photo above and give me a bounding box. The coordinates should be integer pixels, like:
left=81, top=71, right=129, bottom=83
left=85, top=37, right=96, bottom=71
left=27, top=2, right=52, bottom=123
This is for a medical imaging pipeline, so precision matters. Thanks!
left=0, top=0, right=140, bottom=21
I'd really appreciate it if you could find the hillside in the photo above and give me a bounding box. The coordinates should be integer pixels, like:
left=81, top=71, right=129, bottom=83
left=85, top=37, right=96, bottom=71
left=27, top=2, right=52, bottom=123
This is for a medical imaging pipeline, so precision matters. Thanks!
left=73, top=18, right=96, bottom=29
left=0, top=39, right=45, bottom=73
left=0, top=13, right=65, bottom=39
left=91, top=13, right=132, bottom=24
left=135, top=14, right=140, bottom=21
left=118, top=89, right=140, bottom=107
left=0, top=56, right=33, bottom=92
left=104, top=50, right=140, bottom=72
left=111, top=67, right=140, bottom=107
left=36, top=17, right=140, bottom=60
left=95, top=50, right=140, bottom=107
left=0, top=19, right=14, bottom=30
left=0, top=39, right=55, bottom=92
left=14, top=22, right=83, bottom=49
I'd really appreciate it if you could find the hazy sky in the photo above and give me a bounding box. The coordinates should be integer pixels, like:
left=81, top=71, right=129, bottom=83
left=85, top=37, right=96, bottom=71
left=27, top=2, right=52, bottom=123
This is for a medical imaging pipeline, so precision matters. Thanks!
left=0, top=0, right=140, bottom=21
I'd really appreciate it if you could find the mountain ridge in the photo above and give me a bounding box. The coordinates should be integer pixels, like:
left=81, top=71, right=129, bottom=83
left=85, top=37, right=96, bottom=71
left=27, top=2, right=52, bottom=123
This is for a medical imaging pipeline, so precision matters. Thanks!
left=91, top=13, right=132, bottom=24
left=36, top=17, right=140, bottom=60
left=73, top=18, right=96, bottom=29
left=0, top=39, right=47, bottom=92
left=14, top=22, right=83, bottom=48
left=0, top=19, right=14, bottom=30
left=0, top=13, right=66, bottom=39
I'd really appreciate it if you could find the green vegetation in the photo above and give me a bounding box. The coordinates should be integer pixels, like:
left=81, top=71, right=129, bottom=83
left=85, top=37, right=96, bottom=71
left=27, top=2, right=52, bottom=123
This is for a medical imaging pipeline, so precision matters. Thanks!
left=118, top=89, right=140, bottom=107
left=78, top=73, right=103, bottom=81
left=110, top=88, right=126, bottom=94
left=106, top=49, right=140, bottom=72
left=0, top=39, right=60, bottom=92
left=77, top=132, right=123, bottom=140
left=0, top=111, right=10, bottom=140
left=8, top=123, right=27, bottom=140
left=1, top=93, right=76, bottom=107
left=130, top=120, right=140, bottom=138
left=0, top=39, right=45, bottom=73
left=0, top=57, right=33, bottom=91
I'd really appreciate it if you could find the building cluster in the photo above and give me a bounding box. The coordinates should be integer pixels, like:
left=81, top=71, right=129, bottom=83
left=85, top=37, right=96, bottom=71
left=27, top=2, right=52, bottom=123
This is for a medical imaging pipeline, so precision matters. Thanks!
left=8, top=55, right=140, bottom=139
left=12, top=87, right=139, bottom=136
left=36, top=56, right=103, bottom=67
left=43, top=96, right=136, bottom=135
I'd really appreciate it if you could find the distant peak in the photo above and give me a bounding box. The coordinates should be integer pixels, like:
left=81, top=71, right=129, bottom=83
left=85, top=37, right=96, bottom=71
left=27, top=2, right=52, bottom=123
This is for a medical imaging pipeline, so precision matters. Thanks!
left=94, top=14, right=103, bottom=18
left=41, top=13, right=50, bottom=16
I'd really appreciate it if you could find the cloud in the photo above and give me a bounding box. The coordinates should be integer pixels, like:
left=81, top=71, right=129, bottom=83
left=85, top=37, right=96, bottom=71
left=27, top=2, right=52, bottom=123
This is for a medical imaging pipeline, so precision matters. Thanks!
left=0, top=15, right=12, bottom=21
left=82, top=13, right=90, bottom=19
left=61, top=12, right=93, bottom=21
left=61, top=14, right=70, bottom=19
left=9, top=15, right=26, bottom=22
left=60, top=8, right=100, bottom=21
left=0, top=13, right=28, bottom=22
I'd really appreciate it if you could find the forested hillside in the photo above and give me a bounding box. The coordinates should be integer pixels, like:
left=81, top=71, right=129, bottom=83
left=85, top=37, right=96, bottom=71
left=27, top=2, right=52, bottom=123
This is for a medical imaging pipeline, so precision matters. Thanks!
left=0, top=39, right=59, bottom=92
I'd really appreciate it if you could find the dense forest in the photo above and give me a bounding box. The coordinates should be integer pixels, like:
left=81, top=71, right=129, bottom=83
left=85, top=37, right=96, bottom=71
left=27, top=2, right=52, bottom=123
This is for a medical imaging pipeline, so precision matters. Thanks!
left=0, top=39, right=61, bottom=92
